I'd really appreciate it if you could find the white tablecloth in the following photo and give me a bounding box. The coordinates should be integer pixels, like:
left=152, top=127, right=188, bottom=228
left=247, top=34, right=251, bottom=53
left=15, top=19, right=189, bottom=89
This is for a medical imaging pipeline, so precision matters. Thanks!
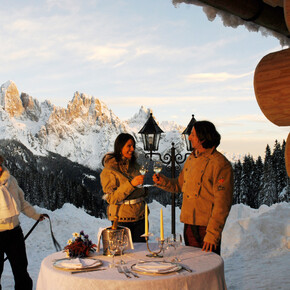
left=36, top=243, right=227, bottom=290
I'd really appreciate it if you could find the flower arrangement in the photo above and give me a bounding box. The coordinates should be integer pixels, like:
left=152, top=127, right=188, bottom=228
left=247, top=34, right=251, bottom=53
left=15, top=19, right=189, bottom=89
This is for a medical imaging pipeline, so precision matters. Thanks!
left=64, top=231, right=97, bottom=258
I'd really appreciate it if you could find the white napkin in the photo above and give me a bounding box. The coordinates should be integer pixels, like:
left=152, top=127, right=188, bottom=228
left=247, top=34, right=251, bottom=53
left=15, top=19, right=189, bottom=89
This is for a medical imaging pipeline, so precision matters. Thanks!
left=59, top=258, right=83, bottom=269
left=59, top=258, right=100, bottom=269
left=96, top=226, right=134, bottom=252
left=134, top=262, right=178, bottom=273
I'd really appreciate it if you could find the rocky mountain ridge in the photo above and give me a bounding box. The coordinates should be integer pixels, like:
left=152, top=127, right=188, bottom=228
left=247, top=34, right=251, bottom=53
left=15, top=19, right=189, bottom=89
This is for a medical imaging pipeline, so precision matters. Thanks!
left=0, top=80, right=191, bottom=169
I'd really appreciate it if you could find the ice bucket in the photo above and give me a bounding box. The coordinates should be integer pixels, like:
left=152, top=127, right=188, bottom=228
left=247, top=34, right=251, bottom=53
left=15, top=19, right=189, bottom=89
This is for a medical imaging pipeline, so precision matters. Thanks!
left=101, top=227, right=126, bottom=256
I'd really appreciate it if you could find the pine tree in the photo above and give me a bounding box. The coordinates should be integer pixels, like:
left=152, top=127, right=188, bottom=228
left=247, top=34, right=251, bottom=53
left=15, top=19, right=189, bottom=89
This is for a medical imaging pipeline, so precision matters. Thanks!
left=255, top=156, right=264, bottom=208
left=241, top=155, right=257, bottom=207
left=233, top=160, right=242, bottom=204
left=261, top=145, right=276, bottom=205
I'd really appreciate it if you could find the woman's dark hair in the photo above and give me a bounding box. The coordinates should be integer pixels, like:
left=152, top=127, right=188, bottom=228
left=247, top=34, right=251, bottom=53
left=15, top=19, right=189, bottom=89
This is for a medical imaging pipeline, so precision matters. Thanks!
left=102, top=133, right=137, bottom=165
left=193, top=121, right=221, bottom=149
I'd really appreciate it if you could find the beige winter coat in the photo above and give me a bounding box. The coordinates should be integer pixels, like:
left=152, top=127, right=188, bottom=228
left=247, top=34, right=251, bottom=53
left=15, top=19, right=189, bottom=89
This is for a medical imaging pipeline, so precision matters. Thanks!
left=0, top=166, right=40, bottom=231
left=158, top=148, right=233, bottom=245
left=100, top=155, right=147, bottom=222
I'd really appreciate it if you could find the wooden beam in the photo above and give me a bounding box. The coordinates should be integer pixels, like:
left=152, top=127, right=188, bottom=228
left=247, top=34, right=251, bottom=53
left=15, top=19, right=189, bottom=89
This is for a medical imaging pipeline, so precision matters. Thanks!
left=254, top=48, right=290, bottom=126
left=285, top=0, right=290, bottom=32
left=191, top=0, right=290, bottom=37
left=286, top=133, right=290, bottom=177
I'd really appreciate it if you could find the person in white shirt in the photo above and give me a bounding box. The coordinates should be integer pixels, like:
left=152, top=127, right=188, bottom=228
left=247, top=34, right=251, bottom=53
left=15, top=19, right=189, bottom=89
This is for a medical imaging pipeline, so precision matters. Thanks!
left=0, top=155, right=45, bottom=290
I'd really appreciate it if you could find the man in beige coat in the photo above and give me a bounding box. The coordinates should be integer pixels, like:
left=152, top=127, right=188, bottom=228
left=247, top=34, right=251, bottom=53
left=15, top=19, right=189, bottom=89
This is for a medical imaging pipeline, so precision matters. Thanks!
left=153, top=121, right=233, bottom=254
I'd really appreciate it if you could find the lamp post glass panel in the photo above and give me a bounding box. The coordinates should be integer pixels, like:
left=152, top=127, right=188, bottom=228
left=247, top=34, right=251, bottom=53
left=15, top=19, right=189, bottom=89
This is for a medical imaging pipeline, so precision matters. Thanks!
left=139, top=113, right=196, bottom=235
left=182, top=114, right=196, bottom=152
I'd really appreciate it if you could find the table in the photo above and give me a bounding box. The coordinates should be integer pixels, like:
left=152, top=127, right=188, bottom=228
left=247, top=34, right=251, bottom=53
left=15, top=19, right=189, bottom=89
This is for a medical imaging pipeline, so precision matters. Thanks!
left=36, top=243, right=227, bottom=290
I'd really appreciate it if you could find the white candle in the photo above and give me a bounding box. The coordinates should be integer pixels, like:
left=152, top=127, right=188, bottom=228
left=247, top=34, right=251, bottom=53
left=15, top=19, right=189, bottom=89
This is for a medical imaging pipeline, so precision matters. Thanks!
left=160, top=208, right=164, bottom=240
left=145, top=203, right=148, bottom=235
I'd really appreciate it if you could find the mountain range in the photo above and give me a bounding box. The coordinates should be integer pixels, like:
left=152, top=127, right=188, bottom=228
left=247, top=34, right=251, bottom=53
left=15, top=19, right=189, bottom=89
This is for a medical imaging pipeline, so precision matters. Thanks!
left=0, top=80, right=192, bottom=169
left=0, top=80, right=239, bottom=170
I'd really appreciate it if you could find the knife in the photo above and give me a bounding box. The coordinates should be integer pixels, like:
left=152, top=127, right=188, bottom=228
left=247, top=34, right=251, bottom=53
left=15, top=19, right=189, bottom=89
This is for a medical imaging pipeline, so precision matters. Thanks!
left=176, top=263, right=192, bottom=272
left=70, top=268, right=106, bottom=274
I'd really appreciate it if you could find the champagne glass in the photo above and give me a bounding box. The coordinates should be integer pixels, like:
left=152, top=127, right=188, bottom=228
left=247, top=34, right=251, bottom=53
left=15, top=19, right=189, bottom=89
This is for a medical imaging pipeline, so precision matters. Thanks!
left=153, top=161, right=162, bottom=174
left=138, top=161, right=148, bottom=187
left=169, top=234, right=182, bottom=262
left=108, top=238, right=118, bottom=268
left=118, top=234, right=128, bottom=265
left=158, top=237, right=170, bottom=262
left=153, top=161, right=162, bottom=185
left=140, top=160, right=149, bottom=175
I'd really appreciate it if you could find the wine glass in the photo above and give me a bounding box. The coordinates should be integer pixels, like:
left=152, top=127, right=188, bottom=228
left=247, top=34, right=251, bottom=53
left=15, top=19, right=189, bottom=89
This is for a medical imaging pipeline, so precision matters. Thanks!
left=138, top=161, right=148, bottom=187
left=168, top=234, right=182, bottom=262
left=118, top=234, right=128, bottom=265
left=153, top=161, right=162, bottom=185
left=158, top=237, right=170, bottom=262
left=108, top=238, right=118, bottom=268
left=139, top=161, right=149, bottom=175
left=153, top=161, right=162, bottom=174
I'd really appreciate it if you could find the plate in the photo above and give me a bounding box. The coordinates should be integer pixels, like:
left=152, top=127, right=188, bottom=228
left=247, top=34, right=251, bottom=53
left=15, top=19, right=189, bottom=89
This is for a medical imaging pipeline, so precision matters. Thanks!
left=131, top=261, right=181, bottom=275
left=53, top=258, right=102, bottom=271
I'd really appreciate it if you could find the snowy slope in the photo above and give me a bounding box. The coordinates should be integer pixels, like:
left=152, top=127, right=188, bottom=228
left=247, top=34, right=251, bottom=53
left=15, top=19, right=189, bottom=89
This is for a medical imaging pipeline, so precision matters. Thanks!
left=1, top=201, right=289, bottom=289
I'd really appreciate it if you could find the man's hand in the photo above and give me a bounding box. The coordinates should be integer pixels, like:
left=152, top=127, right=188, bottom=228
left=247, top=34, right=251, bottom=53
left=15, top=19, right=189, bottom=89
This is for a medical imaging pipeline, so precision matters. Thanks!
left=152, top=173, right=165, bottom=185
left=202, top=241, right=216, bottom=252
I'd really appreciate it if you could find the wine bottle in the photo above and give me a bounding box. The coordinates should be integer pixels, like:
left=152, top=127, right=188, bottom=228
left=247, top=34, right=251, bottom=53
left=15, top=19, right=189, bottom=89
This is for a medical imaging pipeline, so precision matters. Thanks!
left=111, top=216, right=118, bottom=230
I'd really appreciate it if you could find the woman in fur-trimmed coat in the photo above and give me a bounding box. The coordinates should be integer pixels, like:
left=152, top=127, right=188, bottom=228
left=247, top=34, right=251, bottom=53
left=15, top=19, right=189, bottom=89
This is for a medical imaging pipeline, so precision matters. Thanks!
left=100, top=133, right=148, bottom=242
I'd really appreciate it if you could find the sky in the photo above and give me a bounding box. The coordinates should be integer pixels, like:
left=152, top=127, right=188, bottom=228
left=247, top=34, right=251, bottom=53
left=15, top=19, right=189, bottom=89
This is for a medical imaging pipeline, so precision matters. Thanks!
left=0, top=0, right=289, bottom=158
left=2, top=201, right=289, bottom=289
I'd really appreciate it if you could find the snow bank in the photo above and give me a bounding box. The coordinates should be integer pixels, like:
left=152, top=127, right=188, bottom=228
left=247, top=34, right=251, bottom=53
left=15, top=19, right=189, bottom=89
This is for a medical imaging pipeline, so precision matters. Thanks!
left=1, top=201, right=289, bottom=289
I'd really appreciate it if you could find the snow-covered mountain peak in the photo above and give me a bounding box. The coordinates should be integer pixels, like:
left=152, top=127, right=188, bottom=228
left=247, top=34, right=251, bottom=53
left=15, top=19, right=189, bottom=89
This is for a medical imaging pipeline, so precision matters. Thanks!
left=126, top=106, right=152, bottom=132
left=0, top=80, right=24, bottom=117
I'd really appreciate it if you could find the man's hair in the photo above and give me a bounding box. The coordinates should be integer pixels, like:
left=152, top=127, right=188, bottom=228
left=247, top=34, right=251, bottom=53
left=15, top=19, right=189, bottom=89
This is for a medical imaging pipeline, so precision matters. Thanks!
left=0, top=155, right=5, bottom=165
left=193, top=121, right=221, bottom=149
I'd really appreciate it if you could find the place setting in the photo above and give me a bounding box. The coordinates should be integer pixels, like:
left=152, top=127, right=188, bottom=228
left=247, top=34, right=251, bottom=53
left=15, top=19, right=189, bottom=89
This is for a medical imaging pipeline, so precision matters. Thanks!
left=52, top=231, right=105, bottom=274
left=133, top=204, right=192, bottom=276
left=130, top=261, right=182, bottom=276
left=50, top=206, right=192, bottom=279
left=53, top=257, right=104, bottom=274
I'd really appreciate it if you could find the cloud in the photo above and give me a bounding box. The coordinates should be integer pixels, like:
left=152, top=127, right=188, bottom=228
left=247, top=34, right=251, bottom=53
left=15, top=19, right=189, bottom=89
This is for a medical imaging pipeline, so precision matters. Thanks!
left=184, top=71, right=253, bottom=83
left=229, top=114, right=267, bottom=123
left=103, top=94, right=255, bottom=108
left=84, top=45, right=129, bottom=63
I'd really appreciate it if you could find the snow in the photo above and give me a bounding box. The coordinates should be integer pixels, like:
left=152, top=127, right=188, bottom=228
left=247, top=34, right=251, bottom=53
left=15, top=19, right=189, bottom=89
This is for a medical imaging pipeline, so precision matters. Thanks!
left=1, top=201, right=289, bottom=289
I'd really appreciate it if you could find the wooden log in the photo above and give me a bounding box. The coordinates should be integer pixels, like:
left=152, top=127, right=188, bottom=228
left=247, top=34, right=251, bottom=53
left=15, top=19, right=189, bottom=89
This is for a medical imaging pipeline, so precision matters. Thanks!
left=254, top=48, right=290, bottom=126
left=286, top=133, right=290, bottom=177
left=195, top=0, right=290, bottom=37
left=284, top=0, right=290, bottom=32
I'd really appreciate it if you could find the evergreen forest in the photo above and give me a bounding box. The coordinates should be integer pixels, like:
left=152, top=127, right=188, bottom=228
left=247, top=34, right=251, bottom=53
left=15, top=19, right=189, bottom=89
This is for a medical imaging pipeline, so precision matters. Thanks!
left=0, top=139, right=289, bottom=219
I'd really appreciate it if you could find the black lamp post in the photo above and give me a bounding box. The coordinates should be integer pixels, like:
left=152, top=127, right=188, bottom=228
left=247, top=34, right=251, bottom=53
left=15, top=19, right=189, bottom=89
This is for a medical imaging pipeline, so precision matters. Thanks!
left=139, top=113, right=196, bottom=235
left=138, top=113, right=164, bottom=155
left=182, top=114, right=197, bottom=152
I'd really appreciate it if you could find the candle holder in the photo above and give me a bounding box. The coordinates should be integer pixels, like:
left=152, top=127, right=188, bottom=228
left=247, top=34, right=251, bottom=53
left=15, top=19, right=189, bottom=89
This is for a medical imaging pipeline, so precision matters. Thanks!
left=141, top=233, right=164, bottom=258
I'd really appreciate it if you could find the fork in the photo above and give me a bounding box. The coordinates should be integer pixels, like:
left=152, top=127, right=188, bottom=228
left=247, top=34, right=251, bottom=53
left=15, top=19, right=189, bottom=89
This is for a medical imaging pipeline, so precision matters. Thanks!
left=123, top=266, right=139, bottom=278
left=117, top=265, right=131, bottom=278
